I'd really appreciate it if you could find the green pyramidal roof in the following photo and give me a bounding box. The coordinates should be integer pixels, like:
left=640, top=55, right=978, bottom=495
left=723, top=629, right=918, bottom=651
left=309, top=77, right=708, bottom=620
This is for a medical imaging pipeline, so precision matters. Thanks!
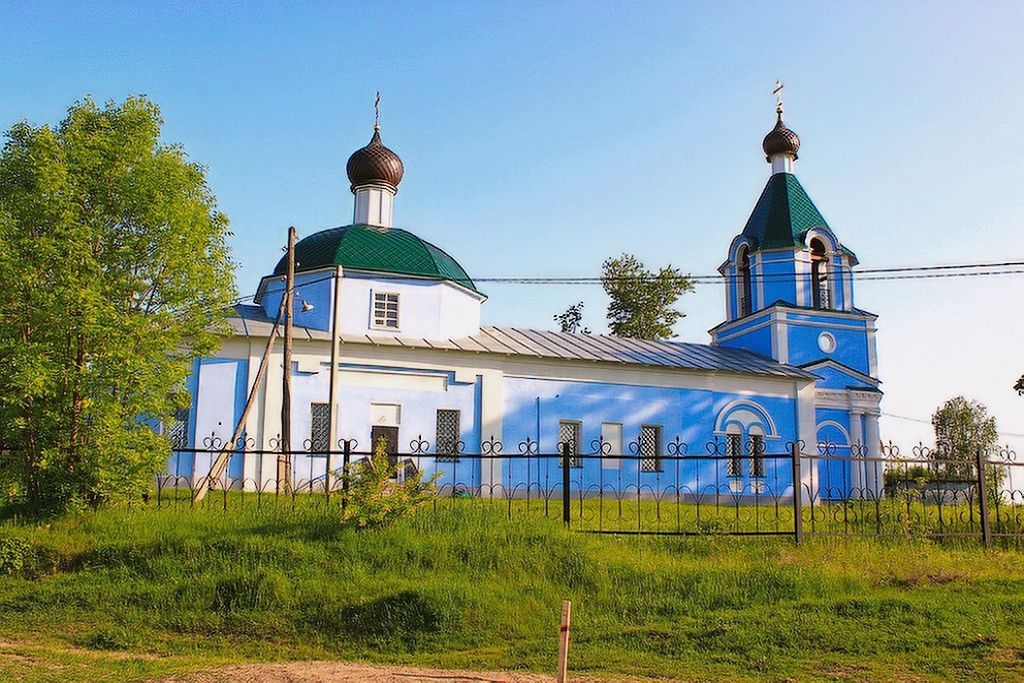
left=273, top=224, right=480, bottom=293
left=741, top=173, right=829, bottom=250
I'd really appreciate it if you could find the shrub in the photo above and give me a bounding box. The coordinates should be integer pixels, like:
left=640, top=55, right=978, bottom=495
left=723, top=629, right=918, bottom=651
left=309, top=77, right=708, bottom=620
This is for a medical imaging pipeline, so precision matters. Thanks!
left=340, top=436, right=438, bottom=529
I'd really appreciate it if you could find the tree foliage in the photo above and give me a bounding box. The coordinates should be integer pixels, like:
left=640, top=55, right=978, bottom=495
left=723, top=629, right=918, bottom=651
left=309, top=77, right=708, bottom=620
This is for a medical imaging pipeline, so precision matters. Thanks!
left=930, top=396, right=998, bottom=480
left=554, top=301, right=590, bottom=334
left=0, top=96, right=236, bottom=512
left=601, top=254, right=693, bottom=340
left=1014, top=374, right=1024, bottom=396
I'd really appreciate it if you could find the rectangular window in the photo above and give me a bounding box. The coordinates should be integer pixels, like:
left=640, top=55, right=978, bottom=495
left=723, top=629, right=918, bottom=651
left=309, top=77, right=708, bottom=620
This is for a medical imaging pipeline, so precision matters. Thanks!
left=601, top=422, right=622, bottom=469
left=726, top=433, right=743, bottom=478
left=167, top=408, right=190, bottom=448
left=640, top=425, right=662, bottom=472
left=436, top=409, right=461, bottom=461
left=749, top=434, right=766, bottom=478
left=372, top=292, right=400, bottom=329
left=558, top=420, right=582, bottom=468
left=310, top=402, right=330, bottom=454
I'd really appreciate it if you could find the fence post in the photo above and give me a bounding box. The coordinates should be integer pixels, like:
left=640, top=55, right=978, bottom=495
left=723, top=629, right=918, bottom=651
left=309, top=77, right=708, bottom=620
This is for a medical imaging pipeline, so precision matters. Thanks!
left=562, top=441, right=571, bottom=527
left=342, top=440, right=351, bottom=512
left=977, top=448, right=991, bottom=549
left=791, top=441, right=804, bottom=545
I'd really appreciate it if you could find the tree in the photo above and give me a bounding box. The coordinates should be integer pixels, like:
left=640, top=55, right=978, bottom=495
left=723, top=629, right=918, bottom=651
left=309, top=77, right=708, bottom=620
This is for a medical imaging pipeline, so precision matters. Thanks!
left=1014, top=374, right=1024, bottom=396
left=601, top=254, right=693, bottom=340
left=0, top=96, right=236, bottom=512
left=554, top=301, right=590, bottom=334
left=930, top=396, right=998, bottom=480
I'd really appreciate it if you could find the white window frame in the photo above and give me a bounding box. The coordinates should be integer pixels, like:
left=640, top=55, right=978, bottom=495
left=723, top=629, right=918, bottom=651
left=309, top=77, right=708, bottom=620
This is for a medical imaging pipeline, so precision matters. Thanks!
left=372, top=291, right=400, bottom=330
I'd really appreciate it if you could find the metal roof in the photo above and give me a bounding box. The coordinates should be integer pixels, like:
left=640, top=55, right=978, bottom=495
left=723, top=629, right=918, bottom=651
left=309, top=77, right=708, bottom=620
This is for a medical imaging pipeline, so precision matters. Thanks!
left=271, top=224, right=479, bottom=293
left=741, top=173, right=830, bottom=251
left=228, top=306, right=813, bottom=380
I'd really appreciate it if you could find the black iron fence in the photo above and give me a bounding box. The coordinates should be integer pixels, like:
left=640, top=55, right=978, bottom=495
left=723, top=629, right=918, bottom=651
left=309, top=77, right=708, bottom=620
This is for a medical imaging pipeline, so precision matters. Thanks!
left=147, top=434, right=1024, bottom=546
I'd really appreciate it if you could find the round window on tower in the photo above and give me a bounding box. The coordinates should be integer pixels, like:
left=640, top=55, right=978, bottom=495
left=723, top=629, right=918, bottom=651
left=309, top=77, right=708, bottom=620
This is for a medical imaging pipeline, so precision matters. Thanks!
left=817, top=331, right=837, bottom=354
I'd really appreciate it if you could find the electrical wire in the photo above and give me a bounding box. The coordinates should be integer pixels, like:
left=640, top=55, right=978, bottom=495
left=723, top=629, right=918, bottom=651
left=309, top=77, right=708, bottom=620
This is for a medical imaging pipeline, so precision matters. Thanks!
left=473, top=260, right=1024, bottom=285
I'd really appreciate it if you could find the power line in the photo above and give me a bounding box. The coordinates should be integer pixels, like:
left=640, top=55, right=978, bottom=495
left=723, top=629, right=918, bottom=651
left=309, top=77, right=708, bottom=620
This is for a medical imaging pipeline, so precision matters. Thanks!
left=474, top=260, right=1024, bottom=285
left=882, top=411, right=1024, bottom=440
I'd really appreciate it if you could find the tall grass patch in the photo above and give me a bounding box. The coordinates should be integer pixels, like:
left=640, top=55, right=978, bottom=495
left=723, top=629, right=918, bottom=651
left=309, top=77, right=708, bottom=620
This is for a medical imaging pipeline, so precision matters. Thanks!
left=2, top=500, right=1024, bottom=681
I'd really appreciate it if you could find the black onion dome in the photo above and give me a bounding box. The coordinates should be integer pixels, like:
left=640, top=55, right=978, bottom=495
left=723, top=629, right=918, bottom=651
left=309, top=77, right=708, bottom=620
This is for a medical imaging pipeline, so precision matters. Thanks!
left=762, top=112, right=800, bottom=161
left=346, top=129, right=404, bottom=192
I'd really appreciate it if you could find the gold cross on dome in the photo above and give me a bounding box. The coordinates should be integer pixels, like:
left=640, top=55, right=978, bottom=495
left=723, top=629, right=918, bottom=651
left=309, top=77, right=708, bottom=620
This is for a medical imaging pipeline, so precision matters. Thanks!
left=374, top=92, right=381, bottom=130
left=773, top=80, right=785, bottom=113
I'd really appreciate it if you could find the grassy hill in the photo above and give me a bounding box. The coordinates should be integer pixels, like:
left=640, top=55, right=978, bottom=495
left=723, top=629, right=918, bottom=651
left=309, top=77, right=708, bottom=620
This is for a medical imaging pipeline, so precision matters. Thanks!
left=1, top=500, right=1023, bottom=681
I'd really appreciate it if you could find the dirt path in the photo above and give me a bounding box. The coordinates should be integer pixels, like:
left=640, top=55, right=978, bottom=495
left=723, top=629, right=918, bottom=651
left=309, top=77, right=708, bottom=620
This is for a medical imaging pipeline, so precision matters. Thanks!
left=159, top=661, right=645, bottom=682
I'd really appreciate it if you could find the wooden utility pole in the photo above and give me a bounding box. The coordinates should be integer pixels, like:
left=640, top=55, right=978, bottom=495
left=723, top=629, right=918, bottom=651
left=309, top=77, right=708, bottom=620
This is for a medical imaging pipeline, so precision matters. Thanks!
left=326, top=265, right=343, bottom=494
left=278, top=226, right=296, bottom=495
left=192, top=287, right=288, bottom=503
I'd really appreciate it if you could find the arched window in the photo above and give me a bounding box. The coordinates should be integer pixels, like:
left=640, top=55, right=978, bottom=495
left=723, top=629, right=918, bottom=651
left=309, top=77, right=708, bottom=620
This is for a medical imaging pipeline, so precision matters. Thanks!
left=738, top=246, right=752, bottom=316
left=716, top=400, right=775, bottom=492
left=810, top=239, right=830, bottom=309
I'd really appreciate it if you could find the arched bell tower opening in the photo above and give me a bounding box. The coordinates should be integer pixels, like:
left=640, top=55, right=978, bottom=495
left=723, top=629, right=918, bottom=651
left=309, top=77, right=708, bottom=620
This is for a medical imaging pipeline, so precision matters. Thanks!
left=810, top=238, right=830, bottom=310
left=738, top=245, right=753, bottom=316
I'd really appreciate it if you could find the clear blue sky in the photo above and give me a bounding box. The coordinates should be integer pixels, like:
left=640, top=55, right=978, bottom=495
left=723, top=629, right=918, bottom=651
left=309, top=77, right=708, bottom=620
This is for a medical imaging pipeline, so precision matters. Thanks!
left=3, top=1, right=1023, bottom=451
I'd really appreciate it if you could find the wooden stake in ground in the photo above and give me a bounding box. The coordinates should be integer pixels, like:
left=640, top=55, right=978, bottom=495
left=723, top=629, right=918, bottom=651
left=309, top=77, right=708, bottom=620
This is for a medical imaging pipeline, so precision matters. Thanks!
left=557, top=600, right=572, bottom=683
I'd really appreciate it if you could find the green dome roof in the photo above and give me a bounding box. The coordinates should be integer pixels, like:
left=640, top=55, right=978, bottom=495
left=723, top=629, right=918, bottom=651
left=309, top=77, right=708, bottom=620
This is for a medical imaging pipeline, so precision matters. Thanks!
left=273, top=224, right=479, bottom=293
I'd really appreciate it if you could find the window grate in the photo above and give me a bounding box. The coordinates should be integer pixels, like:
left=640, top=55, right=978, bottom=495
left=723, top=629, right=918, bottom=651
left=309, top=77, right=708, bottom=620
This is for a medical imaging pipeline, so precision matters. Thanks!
left=167, top=408, right=190, bottom=448
left=726, top=434, right=743, bottom=477
left=310, top=403, right=330, bottom=453
left=436, top=409, right=461, bottom=461
left=558, top=421, right=582, bottom=468
left=749, top=434, right=766, bottom=478
left=640, top=425, right=662, bottom=472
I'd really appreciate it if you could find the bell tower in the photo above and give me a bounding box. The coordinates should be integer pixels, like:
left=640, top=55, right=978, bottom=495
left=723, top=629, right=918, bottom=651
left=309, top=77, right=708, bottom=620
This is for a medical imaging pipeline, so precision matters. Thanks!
left=710, top=85, right=883, bottom=496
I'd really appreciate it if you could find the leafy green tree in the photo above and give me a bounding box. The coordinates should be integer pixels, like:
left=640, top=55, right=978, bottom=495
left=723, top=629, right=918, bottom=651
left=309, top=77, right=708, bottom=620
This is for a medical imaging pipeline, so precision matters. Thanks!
left=601, top=254, right=693, bottom=340
left=0, top=96, right=236, bottom=512
left=554, top=301, right=590, bottom=334
left=930, top=396, right=998, bottom=480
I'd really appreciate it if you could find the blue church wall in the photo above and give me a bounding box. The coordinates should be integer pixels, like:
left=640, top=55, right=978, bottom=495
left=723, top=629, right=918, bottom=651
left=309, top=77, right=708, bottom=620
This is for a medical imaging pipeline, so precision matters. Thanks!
left=284, top=364, right=481, bottom=491
left=814, top=411, right=854, bottom=500
left=498, top=376, right=801, bottom=496
left=259, top=271, right=334, bottom=332
left=716, top=321, right=774, bottom=358
left=168, top=357, right=249, bottom=483
left=785, top=321, right=870, bottom=372
left=756, top=250, right=800, bottom=307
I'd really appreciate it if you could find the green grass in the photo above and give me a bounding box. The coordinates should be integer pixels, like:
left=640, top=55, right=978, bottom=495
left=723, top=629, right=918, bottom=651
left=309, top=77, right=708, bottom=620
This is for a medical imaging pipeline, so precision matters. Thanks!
left=1, top=499, right=1024, bottom=681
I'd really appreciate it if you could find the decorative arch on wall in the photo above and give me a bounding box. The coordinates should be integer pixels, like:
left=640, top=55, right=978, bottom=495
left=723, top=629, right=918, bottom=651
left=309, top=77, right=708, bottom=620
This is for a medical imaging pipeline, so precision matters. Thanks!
left=713, top=399, right=778, bottom=439
left=816, top=420, right=851, bottom=457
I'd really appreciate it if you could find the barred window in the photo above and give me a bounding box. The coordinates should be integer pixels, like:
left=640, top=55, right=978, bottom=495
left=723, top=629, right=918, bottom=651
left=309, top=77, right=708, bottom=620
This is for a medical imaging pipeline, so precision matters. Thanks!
left=373, top=292, right=400, bottom=329
left=749, top=433, right=766, bottom=478
left=436, top=409, right=460, bottom=461
left=310, top=403, right=330, bottom=453
left=640, top=425, right=662, bottom=472
left=726, top=433, right=743, bottom=477
left=558, top=421, right=582, bottom=468
left=167, top=408, right=190, bottom=448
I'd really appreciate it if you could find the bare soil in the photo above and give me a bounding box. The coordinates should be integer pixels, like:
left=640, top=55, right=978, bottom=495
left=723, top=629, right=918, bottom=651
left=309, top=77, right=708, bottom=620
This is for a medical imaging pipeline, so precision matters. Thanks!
left=158, top=661, right=649, bottom=682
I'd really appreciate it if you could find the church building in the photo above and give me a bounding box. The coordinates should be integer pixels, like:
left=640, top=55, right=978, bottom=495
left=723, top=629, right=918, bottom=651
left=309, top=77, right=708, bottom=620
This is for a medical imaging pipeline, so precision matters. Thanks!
left=170, top=99, right=883, bottom=500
